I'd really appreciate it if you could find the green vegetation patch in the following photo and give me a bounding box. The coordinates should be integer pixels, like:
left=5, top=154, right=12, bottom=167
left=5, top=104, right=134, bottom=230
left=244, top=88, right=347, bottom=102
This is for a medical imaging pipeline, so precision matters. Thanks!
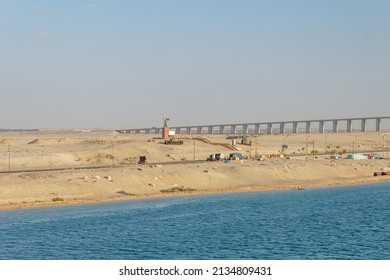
left=116, top=190, right=136, bottom=196
left=160, top=186, right=197, bottom=193
left=52, top=197, right=64, bottom=202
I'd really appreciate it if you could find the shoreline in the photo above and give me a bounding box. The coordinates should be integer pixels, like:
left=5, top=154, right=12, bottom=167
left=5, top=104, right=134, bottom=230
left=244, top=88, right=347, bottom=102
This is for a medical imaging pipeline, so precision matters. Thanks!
left=1, top=172, right=389, bottom=212
left=1, top=131, right=389, bottom=212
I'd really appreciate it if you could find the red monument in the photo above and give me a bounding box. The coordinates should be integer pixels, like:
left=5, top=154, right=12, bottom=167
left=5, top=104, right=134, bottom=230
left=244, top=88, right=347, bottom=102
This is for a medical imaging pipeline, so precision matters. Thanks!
left=162, top=116, right=170, bottom=141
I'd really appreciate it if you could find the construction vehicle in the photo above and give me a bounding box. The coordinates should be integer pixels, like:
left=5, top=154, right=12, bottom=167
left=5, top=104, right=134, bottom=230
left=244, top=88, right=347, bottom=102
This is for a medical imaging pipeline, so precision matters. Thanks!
left=241, top=135, right=252, bottom=145
left=138, top=156, right=147, bottom=164
left=373, top=166, right=390, bottom=176
left=165, top=139, right=184, bottom=145
left=207, top=153, right=225, bottom=161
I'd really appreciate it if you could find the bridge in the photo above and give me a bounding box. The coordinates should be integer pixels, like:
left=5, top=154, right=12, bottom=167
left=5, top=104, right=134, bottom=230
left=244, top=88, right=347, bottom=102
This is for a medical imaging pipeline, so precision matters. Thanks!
left=117, top=116, right=390, bottom=135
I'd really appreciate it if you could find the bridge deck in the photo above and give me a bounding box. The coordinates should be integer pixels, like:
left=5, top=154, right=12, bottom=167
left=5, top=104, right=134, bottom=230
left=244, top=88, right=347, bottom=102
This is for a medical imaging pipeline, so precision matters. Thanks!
left=118, top=116, right=390, bottom=135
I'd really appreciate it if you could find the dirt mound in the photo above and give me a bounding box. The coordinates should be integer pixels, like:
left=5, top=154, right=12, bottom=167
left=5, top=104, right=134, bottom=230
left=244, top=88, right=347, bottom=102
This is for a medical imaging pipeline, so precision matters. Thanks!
left=109, top=131, right=121, bottom=136
left=0, top=139, right=13, bottom=145
left=82, top=139, right=110, bottom=145
left=82, top=138, right=132, bottom=146
left=57, top=138, right=73, bottom=143
left=28, top=138, right=46, bottom=145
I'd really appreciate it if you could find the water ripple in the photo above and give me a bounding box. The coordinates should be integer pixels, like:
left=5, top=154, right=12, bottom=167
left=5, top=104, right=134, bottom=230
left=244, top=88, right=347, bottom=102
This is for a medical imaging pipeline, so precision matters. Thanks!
left=1, top=182, right=389, bottom=259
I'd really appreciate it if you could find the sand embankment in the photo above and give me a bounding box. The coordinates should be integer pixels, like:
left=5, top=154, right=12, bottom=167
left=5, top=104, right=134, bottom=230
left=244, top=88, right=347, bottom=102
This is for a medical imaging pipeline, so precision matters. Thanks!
left=0, top=131, right=389, bottom=210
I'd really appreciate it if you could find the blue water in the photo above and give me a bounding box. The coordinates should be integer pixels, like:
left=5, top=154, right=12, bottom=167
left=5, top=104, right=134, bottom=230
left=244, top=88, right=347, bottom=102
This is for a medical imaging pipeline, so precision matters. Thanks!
left=1, top=182, right=390, bottom=260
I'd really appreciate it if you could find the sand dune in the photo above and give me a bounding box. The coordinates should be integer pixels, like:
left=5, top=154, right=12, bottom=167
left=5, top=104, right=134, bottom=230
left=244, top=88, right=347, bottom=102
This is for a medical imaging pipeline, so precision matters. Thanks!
left=0, top=139, right=14, bottom=145
left=27, top=138, right=47, bottom=145
left=0, top=130, right=389, bottom=210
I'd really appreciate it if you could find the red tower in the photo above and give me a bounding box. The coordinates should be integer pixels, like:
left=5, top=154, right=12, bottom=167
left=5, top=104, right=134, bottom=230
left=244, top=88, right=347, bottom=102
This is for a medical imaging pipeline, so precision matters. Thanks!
left=162, top=116, right=170, bottom=141
left=162, top=127, right=169, bottom=141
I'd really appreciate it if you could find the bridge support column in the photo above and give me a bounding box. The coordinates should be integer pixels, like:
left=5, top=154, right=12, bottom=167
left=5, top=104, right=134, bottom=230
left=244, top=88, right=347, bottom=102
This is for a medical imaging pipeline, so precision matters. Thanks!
left=361, top=119, right=367, bottom=132
left=186, top=127, right=191, bottom=134
left=293, top=122, right=298, bottom=134
left=267, top=123, right=273, bottom=134
left=175, top=128, right=180, bottom=134
left=347, top=120, right=352, bottom=133
left=280, top=123, right=285, bottom=134
left=255, top=124, right=260, bottom=134
left=145, top=129, right=150, bottom=134
left=243, top=124, right=248, bottom=134
left=208, top=126, right=213, bottom=134
left=333, top=120, right=338, bottom=133
left=306, top=122, right=311, bottom=134
left=197, top=127, right=202, bottom=134
left=231, top=125, right=237, bottom=134
left=376, top=118, right=381, bottom=132
left=319, top=121, right=324, bottom=133
left=219, top=125, right=225, bottom=134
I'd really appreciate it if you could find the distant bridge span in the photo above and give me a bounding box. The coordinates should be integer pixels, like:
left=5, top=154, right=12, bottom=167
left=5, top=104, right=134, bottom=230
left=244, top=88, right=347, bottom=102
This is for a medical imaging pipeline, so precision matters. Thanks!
left=118, top=116, right=390, bottom=135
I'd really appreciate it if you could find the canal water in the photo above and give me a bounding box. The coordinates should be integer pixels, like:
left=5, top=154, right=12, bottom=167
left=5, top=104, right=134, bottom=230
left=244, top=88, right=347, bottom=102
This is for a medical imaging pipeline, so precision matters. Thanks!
left=1, top=182, right=389, bottom=259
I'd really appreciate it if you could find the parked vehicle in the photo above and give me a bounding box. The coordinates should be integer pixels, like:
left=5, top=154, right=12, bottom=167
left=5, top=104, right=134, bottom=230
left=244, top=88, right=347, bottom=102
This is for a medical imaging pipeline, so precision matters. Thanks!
left=207, top=153, right=225, bottom=161
left=330, top=155, right=342, bottom=160
left=229, top=152, right=243, bottom=160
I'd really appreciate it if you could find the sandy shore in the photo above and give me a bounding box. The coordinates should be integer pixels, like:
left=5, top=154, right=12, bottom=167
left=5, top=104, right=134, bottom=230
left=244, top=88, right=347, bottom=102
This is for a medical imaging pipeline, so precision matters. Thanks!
left=1, top=130, right=389, bottom=210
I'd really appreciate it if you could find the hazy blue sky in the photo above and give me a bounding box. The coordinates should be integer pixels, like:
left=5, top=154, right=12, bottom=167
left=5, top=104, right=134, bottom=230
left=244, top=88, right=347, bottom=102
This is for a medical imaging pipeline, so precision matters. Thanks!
left=1, top=0, right=389, bottom=129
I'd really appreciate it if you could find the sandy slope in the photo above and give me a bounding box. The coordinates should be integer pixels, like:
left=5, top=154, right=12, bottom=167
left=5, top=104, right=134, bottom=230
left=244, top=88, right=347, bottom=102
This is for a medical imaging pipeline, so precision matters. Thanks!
left=0, top=130, right=389, bottom=210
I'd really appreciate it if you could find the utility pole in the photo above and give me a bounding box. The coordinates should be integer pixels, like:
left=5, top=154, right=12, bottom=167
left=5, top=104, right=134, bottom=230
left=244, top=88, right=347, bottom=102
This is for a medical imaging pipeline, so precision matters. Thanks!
left=312, top=140, right=315, bottom=159
left=306, top=135, right=311, bottom=158
left=193, top=140, right=196, bottom=161
left=353, top=135, right=359, bottom=159
left=8, top=145, right=11, bottom=171
left=112, top=138, right=115, bottom=166
left=325, top=134, right=330, bottom=154
left=381, top=135, right=387, bottom=159
left=255, top=137, right=258, bottom=158
left=283, top=134, right=290, bottom=156
left=250, top=137, right=253, bottom=159
left=382, top=135, right=385, bottom=159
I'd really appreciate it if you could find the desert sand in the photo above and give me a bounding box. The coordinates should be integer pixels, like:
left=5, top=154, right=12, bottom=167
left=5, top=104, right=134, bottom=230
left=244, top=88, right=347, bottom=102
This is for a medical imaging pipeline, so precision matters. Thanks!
left=0, top=130, right=389, bottom=210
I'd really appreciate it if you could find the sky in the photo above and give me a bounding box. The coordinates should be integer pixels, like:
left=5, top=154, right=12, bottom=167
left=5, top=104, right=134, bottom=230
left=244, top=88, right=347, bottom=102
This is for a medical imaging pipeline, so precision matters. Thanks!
left=0, top=0, right=389, bottom=129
